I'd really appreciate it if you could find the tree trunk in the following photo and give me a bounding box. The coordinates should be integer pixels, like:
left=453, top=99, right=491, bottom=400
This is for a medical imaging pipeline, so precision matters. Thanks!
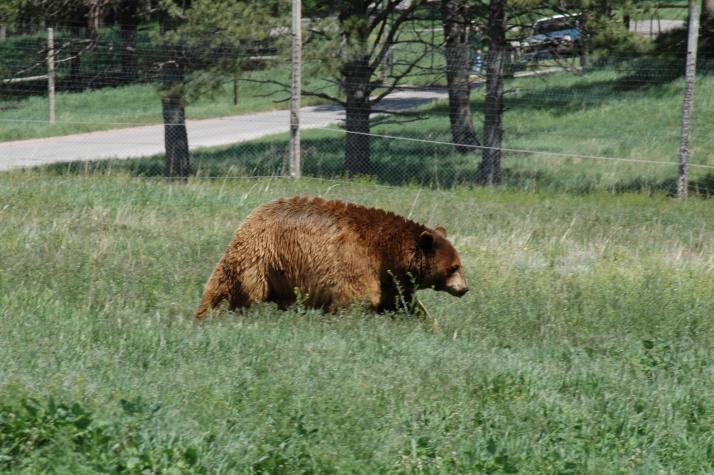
left=580, top=11, right=592, bottom=69
left=162, top=92, right=190, bottom=179
left=118, top=0, right=140, bottom=84
left=442, top=0, right=480, bottom=154
left=88, top=0, right=102, bottom=38
left=0, top=25, right=6, bottom=40
left=479, top=0, right=506, bottom=186
left=343, top=59, right=372, bottom=176
left=337, top=0, right=375, bottom=177
left=344, top=95, right=371, bottom=176
left=702, top=0, right=714, bottom=34
left=580, top=36, right=590, bottom=69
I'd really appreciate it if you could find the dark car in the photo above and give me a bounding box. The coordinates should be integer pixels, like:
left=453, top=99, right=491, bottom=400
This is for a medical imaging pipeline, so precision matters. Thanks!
left=519, top=14, right=582, bottom=60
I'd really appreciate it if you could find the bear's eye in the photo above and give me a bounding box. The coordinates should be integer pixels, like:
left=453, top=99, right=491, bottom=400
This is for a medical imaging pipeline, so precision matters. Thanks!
left=448, top=265, right=460, bottom=275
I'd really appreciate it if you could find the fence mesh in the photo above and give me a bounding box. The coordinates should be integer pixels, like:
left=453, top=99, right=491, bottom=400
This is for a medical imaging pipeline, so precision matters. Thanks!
left=1, top=24, right=713, bottom=195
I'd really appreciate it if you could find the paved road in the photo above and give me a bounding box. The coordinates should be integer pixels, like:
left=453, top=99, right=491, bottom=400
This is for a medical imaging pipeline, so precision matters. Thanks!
left=629, top=19, right=685, bottom=36
left=0, top=67, right=569, bottom=171
left=0, top=89, right=448, bottom=171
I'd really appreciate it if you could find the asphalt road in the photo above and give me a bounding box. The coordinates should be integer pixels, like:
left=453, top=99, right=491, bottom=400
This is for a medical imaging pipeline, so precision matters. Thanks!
left=0, top=67, right=589, bottom=171
left=0, top=89, right=448, bottom=171
left=629, top=19, right=685, bottom=37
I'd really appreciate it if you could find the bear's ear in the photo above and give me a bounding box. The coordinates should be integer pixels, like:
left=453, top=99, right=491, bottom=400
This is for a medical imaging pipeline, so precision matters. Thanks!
left=435, top=225, right=447, bottom=238
left=418, top=230, right=436, bottom=252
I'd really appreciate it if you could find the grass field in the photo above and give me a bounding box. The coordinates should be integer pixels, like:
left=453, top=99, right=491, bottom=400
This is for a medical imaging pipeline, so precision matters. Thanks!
left=2, top=172, right=714, bottom=473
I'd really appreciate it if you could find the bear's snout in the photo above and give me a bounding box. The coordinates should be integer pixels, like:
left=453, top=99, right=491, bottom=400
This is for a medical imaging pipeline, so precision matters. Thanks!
left=445, top=271, right=469, bottom=297
left=449, top=286, right=469, bottom=297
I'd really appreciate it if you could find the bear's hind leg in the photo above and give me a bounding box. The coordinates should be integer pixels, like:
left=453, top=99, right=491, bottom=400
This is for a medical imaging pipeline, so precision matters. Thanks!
left=226, top=269, right=269, bottom=312
left=196, top=267, right=232, bottom=320
left=196, top=259, right=245, bottom=319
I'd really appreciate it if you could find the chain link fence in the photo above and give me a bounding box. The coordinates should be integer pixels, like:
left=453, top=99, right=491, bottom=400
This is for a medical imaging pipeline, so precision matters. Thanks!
left=1, top=24, right=713, bottom=194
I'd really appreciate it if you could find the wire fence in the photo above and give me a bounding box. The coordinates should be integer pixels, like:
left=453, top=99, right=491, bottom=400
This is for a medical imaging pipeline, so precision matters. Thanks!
left=1, top=24, right=713, bottom=195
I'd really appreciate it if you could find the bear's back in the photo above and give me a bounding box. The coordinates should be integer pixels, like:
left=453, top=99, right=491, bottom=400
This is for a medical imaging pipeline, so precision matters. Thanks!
left=251, top=196, right=424, bottom=242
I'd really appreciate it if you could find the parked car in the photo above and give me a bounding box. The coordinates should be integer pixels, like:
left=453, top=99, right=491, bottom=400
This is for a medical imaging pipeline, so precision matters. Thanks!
left=517, top=14, right=582, bottom=60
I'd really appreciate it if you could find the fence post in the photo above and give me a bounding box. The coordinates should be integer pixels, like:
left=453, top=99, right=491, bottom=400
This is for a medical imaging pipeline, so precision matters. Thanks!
left=677, top=0, right=701, bottom=199
left=47, top=27, right=56, bottom=125
left=289, top=0, right=302, bottom=179
left=233, top=67, right=240, bottom=106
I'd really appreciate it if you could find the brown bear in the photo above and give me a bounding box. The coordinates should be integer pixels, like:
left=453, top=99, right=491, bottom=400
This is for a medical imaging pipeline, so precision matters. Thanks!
left=195, top=196, right=468, bottom=319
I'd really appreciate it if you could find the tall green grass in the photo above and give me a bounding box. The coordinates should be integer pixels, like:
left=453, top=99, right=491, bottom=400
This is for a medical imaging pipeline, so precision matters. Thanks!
left=2, top=173, right=714, bottom=472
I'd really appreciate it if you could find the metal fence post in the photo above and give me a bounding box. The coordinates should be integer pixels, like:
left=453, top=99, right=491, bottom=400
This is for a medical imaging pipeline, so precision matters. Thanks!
left=47, top=27, right=56, bottom=125
left=677, top=0, right=701, bottom=199
left=289, top=0, right=302, bottom=179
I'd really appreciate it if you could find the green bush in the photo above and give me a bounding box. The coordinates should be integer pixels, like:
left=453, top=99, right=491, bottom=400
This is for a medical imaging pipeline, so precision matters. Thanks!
left=0, top=397, right=199, bottom=473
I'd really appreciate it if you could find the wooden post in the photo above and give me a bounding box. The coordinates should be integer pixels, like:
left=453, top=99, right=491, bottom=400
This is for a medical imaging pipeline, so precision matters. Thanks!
left=289, top=0, right=302, bottom=179
left=47, top=27, right=56, bottom=125
left=233, top=69, right=240, bottom=106
left=677, top=0, right=701, bottom=199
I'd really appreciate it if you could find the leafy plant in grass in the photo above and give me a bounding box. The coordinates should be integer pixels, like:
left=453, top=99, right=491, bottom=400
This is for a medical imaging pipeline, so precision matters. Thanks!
left=0, top=397, right=92, bottom=468
left=0, top=397, right=199, bottom=473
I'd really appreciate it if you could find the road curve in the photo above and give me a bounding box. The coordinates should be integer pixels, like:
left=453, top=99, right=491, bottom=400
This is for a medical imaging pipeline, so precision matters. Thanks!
left=0, top=89, right=448, bottom=171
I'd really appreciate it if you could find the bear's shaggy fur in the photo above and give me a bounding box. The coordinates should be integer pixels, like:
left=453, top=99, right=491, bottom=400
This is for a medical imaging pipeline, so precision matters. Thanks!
left=195, top=196, right=468, bottom=318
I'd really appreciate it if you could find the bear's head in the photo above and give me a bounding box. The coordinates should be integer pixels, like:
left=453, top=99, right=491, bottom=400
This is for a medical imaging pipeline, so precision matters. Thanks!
left=417, top=226, right=469, bottom=297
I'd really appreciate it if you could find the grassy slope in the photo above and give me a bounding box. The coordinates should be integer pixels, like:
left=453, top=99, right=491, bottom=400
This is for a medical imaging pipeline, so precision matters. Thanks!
left=2, top=174, right=714, bottom=472
left=6, top=58, right=714, bottom=193
left=59, top=65, right=714, bottom=193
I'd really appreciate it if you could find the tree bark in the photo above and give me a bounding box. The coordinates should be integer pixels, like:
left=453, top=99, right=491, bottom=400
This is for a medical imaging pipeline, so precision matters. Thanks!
left=157, top=9, right=190, bottom=180
left=580, top=36, right=590, bottom=68
left=702, top=0, right=714, bottom=34
left=162, top=92, right=190, bottom=179
left=579, top=11, right=591, bottom=69
left=338, top=1, right=375, bottom=177
left=117, top=0, right=140, bottom=84
left=479, top=0, right=506, bottom=186
left=343, top=58, right=372, bottom=176
left=88, top=0, right=102, bottom=38
left=442, top=0, right=480, bottom=154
